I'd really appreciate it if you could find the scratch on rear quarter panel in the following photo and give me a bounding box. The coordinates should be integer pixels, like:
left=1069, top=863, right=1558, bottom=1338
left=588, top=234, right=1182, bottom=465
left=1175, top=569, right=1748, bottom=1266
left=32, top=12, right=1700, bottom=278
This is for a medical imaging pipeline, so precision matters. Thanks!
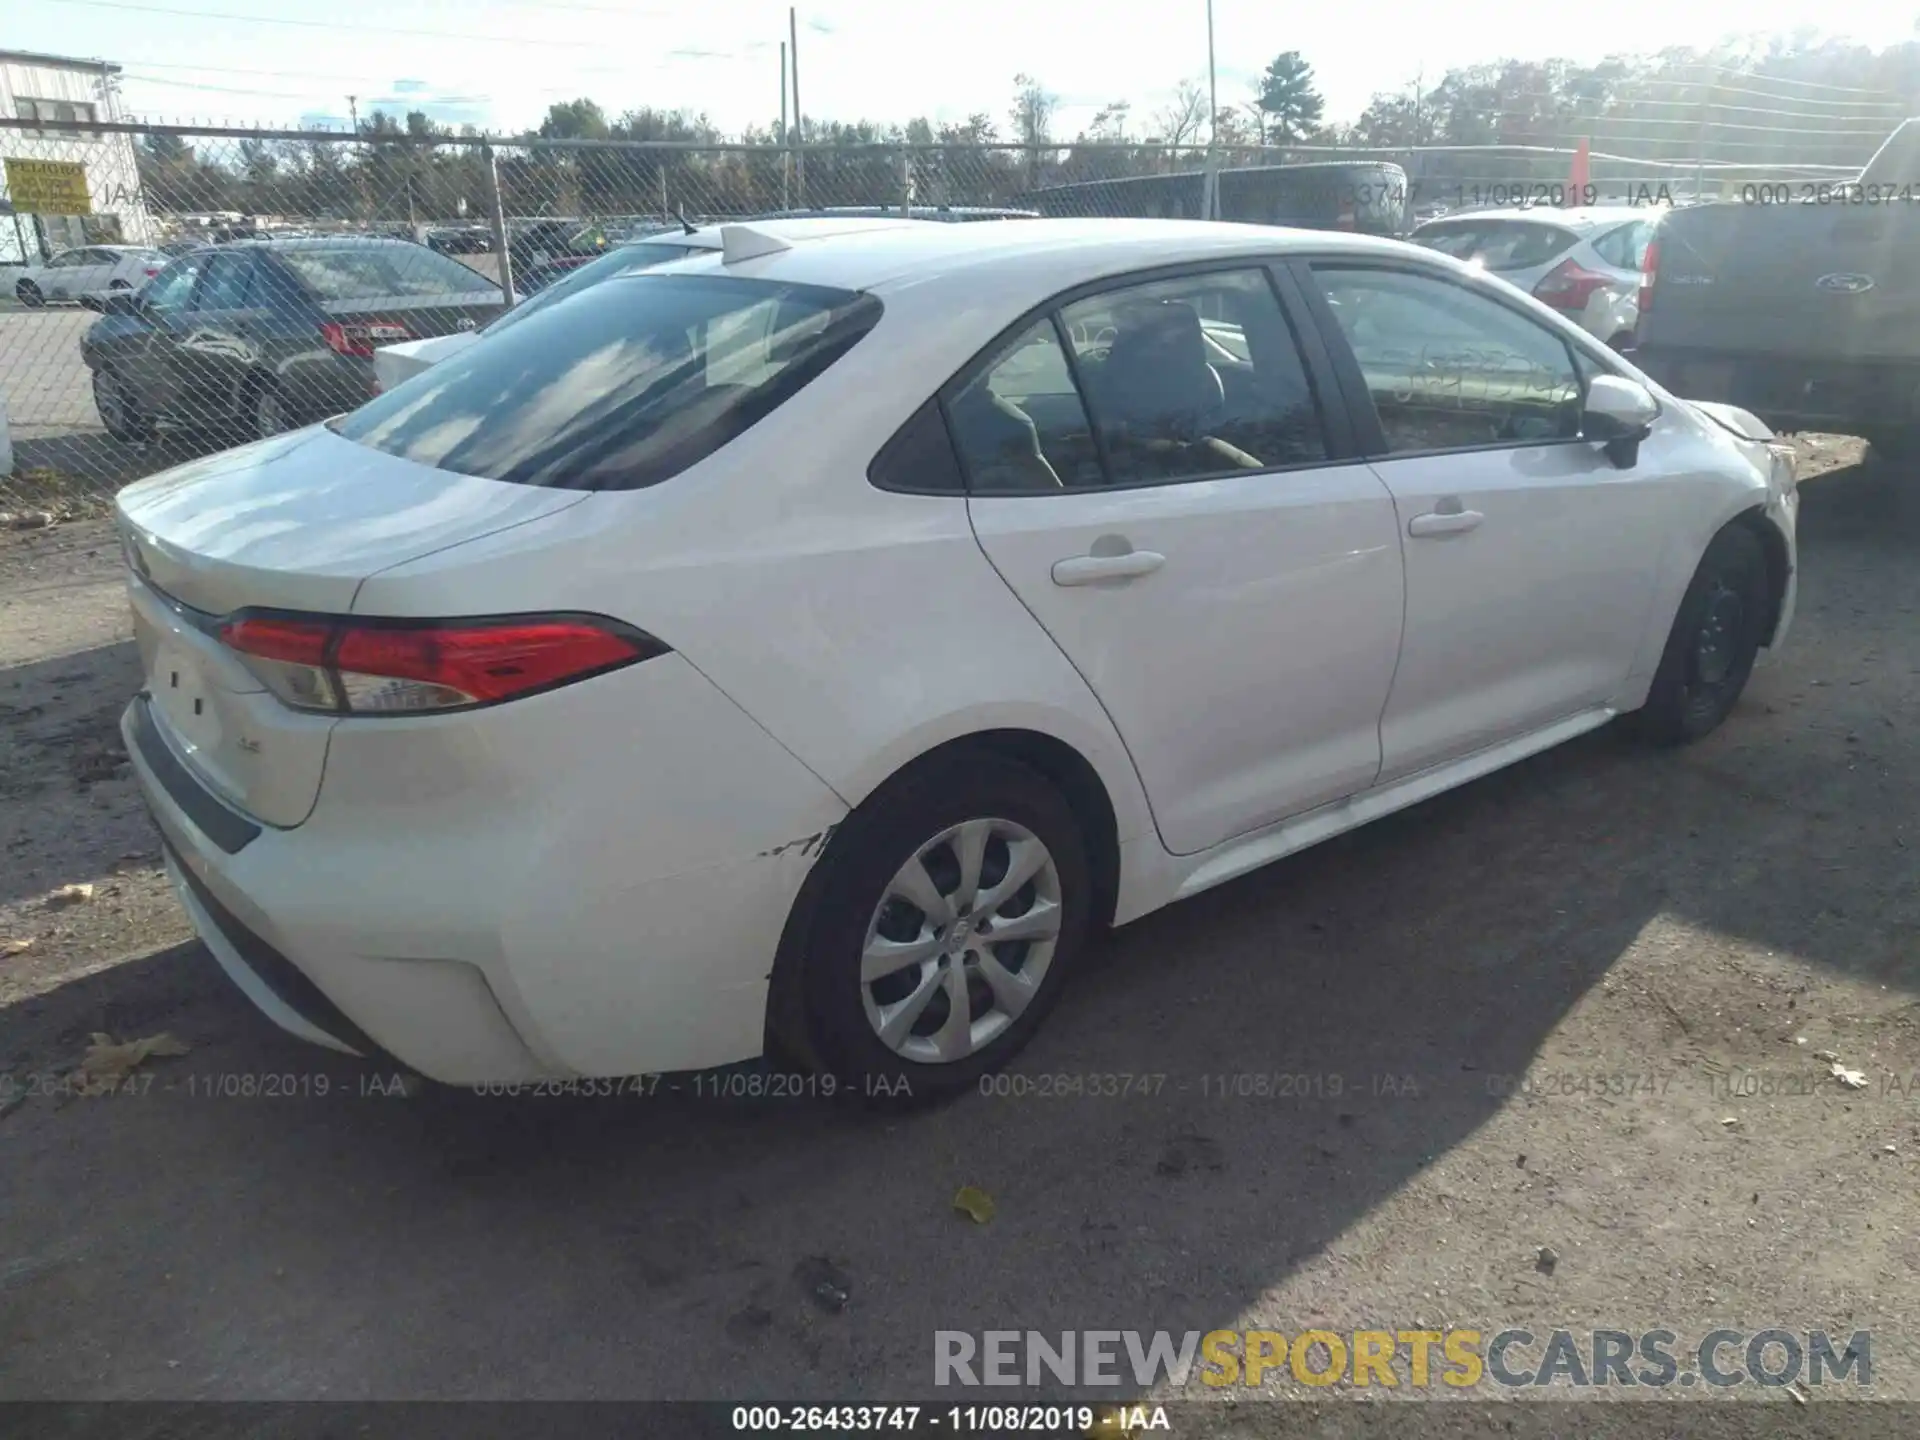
left=756, top=824, right=836, bottom=862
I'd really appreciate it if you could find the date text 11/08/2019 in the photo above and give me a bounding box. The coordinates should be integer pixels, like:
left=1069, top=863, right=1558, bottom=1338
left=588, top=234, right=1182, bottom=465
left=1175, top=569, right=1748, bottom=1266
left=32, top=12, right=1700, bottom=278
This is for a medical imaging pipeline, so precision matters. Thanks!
left=1406, top=182, right=1675, bottom=209
left=730, top=1406, right=1169, bottom=1433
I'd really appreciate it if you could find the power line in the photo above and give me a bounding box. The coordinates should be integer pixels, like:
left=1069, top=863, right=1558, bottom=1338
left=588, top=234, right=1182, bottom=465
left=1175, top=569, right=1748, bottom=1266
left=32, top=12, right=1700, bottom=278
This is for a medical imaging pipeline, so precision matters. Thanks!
left=40, top=0, right=665, bottom=48
left=126, top=58, right=626, bottom=82
left=1709, top=62, right=1905, bottom=95
left=122, top=72, right=491, bottom=102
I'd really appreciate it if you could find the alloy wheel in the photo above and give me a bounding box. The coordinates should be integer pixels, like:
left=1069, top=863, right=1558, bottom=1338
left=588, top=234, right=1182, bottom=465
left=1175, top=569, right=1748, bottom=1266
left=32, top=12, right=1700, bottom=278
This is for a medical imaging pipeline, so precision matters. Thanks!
left=860, top=817, right=1063, bottom=1065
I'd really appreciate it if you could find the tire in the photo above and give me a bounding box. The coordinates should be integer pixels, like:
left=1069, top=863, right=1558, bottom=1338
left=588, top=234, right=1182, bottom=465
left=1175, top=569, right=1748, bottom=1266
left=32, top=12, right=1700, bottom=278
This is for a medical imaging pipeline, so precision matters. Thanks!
left=1627, top=525, right=1768, bottom=746
left=792, top=751, right=1093, bottom=1103
left=252, top=380, right=293, bottom=439
left=16, top=281, right=42, bottom=308
left=91, top=367, right=152, bottom=443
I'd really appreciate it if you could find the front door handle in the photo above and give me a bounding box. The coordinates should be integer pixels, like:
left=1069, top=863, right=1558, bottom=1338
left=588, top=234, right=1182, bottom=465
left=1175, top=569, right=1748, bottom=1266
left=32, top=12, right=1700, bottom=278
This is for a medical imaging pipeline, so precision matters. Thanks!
left=1408, top=509, right=1485, bottom=538
left=1051, top=550, right=1166, bottom=586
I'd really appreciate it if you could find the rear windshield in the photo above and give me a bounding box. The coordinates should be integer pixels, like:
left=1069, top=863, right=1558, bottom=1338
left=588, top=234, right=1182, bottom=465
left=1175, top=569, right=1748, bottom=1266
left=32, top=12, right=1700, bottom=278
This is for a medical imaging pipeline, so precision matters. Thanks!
left=334, top=273, right=881, bottom=491
left=277, top=244, right=499, bottom=300
left=484, top=241, right=702, bottom=337
left=1414, top=220, right=1578, bottom=270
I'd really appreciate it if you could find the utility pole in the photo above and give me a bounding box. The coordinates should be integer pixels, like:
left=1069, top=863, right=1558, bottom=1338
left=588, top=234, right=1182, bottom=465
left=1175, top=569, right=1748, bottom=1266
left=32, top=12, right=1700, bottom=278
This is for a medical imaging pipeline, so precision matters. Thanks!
left=780, top=40, right=791, bottom=209
left=1203, top=0, right=1220, bottom=220
left=789, top=7, right=805, bottom=207
left=1205, top=0, right=1218, bottom=146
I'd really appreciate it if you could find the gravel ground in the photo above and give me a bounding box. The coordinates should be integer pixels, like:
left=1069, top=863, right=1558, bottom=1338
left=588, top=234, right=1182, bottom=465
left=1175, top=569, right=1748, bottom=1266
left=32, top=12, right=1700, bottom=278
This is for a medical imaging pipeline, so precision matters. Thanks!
left=1, top=436, right=1917, bottom=1420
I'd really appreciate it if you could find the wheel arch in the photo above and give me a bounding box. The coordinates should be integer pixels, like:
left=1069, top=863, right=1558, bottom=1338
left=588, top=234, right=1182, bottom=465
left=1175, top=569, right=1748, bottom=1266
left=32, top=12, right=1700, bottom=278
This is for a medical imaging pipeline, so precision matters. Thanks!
left=762, top=725, right=1128, bottom=1070
left=1727, top=504, right=1792, bottom=646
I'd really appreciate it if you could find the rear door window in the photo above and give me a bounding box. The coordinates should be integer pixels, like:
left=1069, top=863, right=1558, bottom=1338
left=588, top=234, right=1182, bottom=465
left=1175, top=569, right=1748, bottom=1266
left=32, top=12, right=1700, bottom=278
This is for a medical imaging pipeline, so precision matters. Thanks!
left=1061, top=268, right=1327, bottom=483
left=277, top=244, right=498, bottom=300
left=334, top=273, right=881, bottom=490
left=1413, top=221, right=1580, bottom=271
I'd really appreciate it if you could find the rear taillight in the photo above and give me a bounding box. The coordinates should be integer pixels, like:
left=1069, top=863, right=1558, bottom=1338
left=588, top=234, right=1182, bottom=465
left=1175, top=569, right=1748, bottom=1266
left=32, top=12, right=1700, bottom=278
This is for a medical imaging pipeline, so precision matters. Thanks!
left=218, top=613, right=665, bottom=714
left=1532, top=258, right=1614, bottom=312
left=320, top=321, right=413, bottom=358
left=143, top=267, right=160, bottom=278
left=1638, top=238, right=1659, bottom=319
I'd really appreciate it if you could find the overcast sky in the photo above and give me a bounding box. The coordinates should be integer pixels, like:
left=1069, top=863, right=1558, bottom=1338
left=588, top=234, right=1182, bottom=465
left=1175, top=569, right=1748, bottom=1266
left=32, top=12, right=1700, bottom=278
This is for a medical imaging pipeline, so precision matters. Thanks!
left=13, top=0, right=1918, bottom=138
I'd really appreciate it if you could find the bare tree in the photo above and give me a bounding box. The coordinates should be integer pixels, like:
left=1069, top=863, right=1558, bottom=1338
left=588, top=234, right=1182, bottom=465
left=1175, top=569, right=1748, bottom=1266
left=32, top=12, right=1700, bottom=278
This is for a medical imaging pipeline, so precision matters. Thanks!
left=1010, top=73, right=1056, bottom=184
left=1009, top=73, right=1056, bottom=149
left=1086, top=101, right=1131, bottom=142
left=1154, top=79, right=1209, bottom=151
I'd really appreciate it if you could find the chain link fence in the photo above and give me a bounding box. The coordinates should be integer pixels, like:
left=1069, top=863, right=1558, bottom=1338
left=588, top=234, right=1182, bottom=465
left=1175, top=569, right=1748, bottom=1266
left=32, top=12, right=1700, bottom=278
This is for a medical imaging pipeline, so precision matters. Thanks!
left=0, top=116, right=1877, bottom=513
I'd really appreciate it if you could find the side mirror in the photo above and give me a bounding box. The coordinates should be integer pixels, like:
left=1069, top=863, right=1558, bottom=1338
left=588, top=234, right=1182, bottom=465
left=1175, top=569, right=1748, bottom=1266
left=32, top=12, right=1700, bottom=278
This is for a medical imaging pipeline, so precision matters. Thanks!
left=1583, top=373, right=1659, bottom=468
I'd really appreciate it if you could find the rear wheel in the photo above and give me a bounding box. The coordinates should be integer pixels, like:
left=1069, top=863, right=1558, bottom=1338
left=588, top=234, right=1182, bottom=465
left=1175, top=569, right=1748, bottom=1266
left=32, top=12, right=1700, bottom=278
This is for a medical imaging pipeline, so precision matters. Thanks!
left=15, top=280, right=42, bottom=308
left=1626, top=526, right=1768, bottom=745
left=794, top=751, right=1092, bottom=1102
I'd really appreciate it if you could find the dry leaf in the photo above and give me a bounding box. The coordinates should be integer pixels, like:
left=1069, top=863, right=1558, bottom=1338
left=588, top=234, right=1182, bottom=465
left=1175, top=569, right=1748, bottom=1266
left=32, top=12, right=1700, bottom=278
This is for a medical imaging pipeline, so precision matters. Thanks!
left=47, top=883, right=95, bottom=908
left=1829, top=1061, right=1868, bottom=1090
left=74, top=1032, right=191, bottom=1094
left=2, top=938, right=33, bottom=957
left=952, top=1185, right=996, bottom=1224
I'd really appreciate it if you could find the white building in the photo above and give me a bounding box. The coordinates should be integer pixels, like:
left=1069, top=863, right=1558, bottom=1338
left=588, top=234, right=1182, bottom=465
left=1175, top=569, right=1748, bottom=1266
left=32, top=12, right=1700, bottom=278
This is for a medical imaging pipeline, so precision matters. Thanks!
left=0, top=48, right=154, bottom=265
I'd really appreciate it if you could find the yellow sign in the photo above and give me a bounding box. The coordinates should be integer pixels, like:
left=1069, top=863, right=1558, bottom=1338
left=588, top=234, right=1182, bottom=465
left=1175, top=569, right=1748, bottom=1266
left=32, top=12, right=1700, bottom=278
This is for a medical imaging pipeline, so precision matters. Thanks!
left=5, top=158, right=92, bottom=216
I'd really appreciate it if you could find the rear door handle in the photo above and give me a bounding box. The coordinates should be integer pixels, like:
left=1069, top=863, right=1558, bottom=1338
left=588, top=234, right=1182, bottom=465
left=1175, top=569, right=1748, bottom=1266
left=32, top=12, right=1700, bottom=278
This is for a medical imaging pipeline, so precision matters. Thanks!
left=1408, top=509, right=1485, bottom=538
left=1051, top=550, right=1166, bottom=586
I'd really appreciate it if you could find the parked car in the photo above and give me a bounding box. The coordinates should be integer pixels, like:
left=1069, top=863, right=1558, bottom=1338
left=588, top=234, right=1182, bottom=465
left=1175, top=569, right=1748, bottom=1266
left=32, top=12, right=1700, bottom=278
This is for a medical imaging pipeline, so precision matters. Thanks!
left=115, top=218, right=1797, bottom=1095
left=1410, top=206, right=1656, bottom=349
left=81, top=238, right=505, bottom=443
left=505, top=218, right=615, bottom=290
left=373, top=214, right=932, bottom=390
left=425, top=225, right=494, bottom=255
left=1633, top=118, right=1920, bottom=450
left=13, top=245, right=172, bottom=307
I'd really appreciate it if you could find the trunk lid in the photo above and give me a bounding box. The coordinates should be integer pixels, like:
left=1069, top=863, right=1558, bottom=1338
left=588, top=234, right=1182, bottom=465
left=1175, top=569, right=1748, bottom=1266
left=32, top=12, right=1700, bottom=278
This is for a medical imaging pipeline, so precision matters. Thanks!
left=1642, top=201, right=1920, bottom=361
left=117, top=426, right=590, bottom=826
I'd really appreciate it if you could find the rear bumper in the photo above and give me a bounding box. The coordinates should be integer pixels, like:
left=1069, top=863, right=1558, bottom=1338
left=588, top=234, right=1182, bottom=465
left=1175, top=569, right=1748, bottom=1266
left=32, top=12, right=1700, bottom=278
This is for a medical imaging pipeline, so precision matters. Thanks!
left=120, top=652, right=849, bottom=1084
left=1636, top=347, right=1920, bottom=434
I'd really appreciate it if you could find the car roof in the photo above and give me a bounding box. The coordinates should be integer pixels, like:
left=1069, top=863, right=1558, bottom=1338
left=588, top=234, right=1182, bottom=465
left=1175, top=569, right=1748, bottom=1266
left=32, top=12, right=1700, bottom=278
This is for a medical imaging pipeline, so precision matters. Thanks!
left=747, top=205, right=1039, bottom=221
left=647, top=214, right=938, bottom=252
left=1415, top=206, right=1653, bottom=233
left=644, top=217, right=1416, bottom=296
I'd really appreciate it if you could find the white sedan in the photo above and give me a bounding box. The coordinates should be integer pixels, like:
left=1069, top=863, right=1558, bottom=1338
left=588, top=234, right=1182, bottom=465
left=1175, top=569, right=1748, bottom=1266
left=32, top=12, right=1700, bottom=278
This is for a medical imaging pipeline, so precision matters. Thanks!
left=115, top=218, right=1798, bottom=1096
left=1410, top=206, right=1658, bottom=349
left=12, top=244, right=171, bottom=307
